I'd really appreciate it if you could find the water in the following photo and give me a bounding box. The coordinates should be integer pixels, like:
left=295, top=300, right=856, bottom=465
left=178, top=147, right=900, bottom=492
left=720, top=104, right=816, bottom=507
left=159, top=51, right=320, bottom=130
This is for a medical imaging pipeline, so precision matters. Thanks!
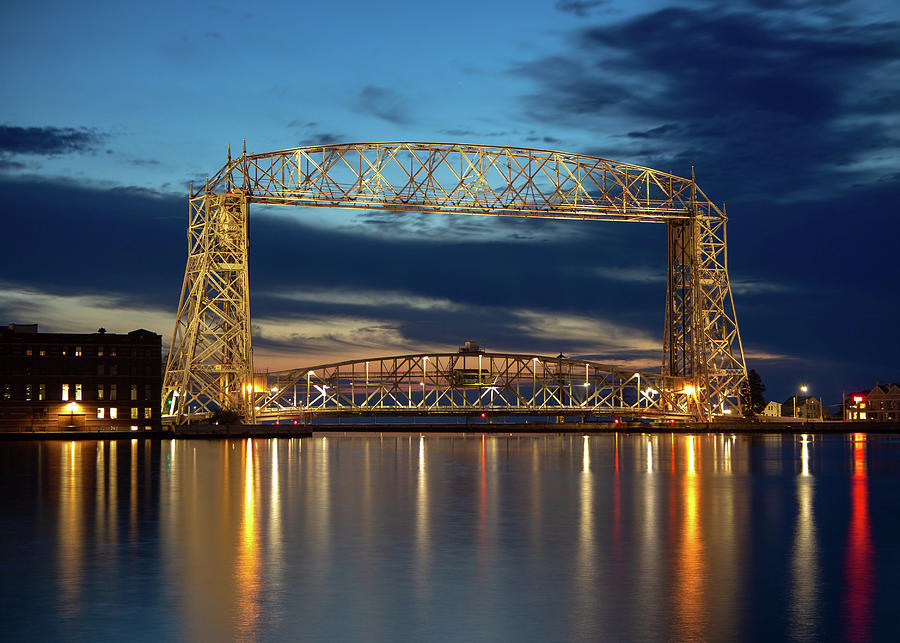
left=1, top=433, right=899, bottom=641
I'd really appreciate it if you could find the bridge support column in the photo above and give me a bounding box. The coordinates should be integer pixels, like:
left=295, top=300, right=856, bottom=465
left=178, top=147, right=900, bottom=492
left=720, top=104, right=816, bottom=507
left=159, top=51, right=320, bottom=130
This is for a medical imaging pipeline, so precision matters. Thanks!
left=162, top=188, right=254, bottom=423
left=664, top=195, right=747, bottom=419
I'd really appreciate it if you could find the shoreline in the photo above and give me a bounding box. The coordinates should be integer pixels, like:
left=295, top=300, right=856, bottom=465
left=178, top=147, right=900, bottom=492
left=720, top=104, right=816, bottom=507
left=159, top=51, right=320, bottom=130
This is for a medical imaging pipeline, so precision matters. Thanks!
left=0, top=420, right=896, bottom=440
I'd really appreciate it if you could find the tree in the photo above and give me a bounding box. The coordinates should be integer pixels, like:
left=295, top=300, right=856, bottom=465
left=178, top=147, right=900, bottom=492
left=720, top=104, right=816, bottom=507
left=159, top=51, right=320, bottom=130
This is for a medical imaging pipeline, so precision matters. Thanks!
left=740, top=368, right=766, bottom=419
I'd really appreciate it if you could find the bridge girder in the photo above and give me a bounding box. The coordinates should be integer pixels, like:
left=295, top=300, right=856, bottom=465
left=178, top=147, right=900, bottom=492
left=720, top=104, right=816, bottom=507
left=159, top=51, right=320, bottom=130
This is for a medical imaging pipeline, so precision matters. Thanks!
left=253, top=352, right=697, bottom=421
left=162, top=142, right=747, bottom=422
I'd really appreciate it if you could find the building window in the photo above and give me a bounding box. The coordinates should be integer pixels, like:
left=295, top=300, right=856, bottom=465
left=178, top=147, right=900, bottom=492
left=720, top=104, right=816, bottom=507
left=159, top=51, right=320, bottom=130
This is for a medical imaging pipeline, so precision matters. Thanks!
left=62, top=384, right=70, bottom=401
left=2, top=384, right=10, bottom=400
left=75, top=384, right=82, bottom=401
left=144, top=384, right=152, bottom=400
left=144, top=407, right=152, bottom=419
left=110, top=347, right=117, bottom=357
left=110, top=365, right=118, bottom=376
left=75, top=346, right=82, bottom=357
left=97, top=364, right=105, bottom=376
left=62, top=347, right=69, bottom=356
left=25, top=384, right=32, bottom=401
left=131, top=407, right=139, bottom=419
left=26, top=348, right=33, bottom=356
left=98, top=346, right=104, bottom=357
left=98, top=384, right=105, bottom=400
left=39, top=348, right=46, bottom=357
left=110, top=384, right=117, bottom=400
left=109, top=408, right=118, bottom=420
left=130, top=384, right=138, bottom=401
left=38, top=384, right=45, bottom=401
left=97, top=408, right=105, bottom=419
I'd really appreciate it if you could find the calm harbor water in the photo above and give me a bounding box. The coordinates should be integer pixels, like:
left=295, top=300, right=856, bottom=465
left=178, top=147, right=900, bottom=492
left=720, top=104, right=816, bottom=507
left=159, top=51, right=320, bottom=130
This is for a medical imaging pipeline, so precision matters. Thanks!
left=1, top=433, right=899, bottom=641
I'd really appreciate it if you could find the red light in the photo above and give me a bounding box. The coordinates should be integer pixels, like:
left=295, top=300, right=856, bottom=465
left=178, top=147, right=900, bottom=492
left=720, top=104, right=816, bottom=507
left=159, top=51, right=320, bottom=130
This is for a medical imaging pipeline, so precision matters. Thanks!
left=853, top=396, right=863, bottom=403
left=614, top=418, right=620, bottom=424
left=670, top=419, right=675, bottom=424
left=481, top=412, right=486, bottom=418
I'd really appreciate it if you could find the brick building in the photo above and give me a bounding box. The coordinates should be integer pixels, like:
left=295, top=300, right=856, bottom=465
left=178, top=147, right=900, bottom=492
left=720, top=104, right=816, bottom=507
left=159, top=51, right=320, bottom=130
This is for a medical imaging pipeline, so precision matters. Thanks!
left=0, top=323, right=162, bottom=432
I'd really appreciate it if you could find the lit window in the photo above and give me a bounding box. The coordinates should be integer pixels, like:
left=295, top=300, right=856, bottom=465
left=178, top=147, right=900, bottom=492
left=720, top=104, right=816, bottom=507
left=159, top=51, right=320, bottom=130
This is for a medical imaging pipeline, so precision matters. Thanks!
left=26, top=348, right=32, bottom=356
left=97, top=408, right=105, bottom=419
left=38, top=384, right=45, bottom=401
left=75, top=384, right=82, bottom=401
left=144, top=407, right=152, bottom=419
left=110, top=384, right=117, bottom=400
left=2, top=384, right=10, bottom=400
left=110, top=347, right=117, bottom=357
left=97, top=384, right=105, bottom=400
left=39, top=348, right=46, bottom=357
left=131, top=407, right=139, bottom=419
left=109, top=408, right=118, bottom=419
left=130, top=426, right=138, bottom=431
left=62, top=347, right=69, bottom=357
left=62, top=384, right=70, bottom=401
left=98, top=346, right=104, bottom=357
left=75, top=346, right=82, bottom=357
left=25, top=384, right=32, bottom=401
left=130, top=384, right=137, bottom=401
left=860, top=403, right=866, bottom=409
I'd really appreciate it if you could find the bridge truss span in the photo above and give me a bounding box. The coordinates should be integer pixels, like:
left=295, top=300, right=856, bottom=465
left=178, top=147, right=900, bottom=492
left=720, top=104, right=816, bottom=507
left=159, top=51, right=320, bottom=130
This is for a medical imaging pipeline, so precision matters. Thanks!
left=254, top=352, right=697, bottom=421
left=163, top=141, right=747, bottom=422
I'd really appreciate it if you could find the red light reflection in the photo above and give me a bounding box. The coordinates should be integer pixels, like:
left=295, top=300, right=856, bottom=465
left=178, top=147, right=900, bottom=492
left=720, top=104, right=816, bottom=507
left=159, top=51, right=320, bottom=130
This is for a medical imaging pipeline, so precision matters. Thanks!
left=843, top=434, right=872, bottom=641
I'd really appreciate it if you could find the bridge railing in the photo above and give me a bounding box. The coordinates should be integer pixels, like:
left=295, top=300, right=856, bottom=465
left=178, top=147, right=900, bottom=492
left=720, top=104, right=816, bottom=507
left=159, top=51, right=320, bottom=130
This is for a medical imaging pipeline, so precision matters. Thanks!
left=251, top=352, right=698, bottom=420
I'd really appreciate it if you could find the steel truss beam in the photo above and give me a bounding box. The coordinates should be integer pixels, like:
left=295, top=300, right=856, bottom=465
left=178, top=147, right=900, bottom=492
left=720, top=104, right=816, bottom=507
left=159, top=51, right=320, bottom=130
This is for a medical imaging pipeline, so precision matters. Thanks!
left=163, top=142, right=746, bottom=422
left=253, top=352, right=696, bottom=421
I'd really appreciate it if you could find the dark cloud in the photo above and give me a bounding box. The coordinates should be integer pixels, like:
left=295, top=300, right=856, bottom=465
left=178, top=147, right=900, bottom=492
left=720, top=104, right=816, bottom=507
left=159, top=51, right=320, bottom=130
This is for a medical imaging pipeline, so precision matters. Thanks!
left=356, top=86, right=413, bottom=125
left=299, top=132, right=344, bottom=146
left=0, top=126, right=106, bottom=156
left=555, top=1, right=608, bottom=18
left=514, top=5, right=900, bottom=201
left=129, top=159, right=161, bottom=166
left=3, top=170, right=896, bottom=401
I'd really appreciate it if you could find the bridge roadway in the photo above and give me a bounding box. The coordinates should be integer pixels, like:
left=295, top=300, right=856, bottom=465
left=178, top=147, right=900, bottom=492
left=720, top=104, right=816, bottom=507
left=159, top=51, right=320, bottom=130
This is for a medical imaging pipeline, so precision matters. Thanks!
left=250, top=350, right=699, bottom=422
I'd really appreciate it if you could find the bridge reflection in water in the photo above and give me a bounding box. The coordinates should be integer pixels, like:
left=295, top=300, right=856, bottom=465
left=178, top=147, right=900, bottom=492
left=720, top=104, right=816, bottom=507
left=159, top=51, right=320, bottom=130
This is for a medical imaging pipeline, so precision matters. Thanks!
left=253, top=350, right=697, bottom=422
left=10, top=433, right=886, bottom=639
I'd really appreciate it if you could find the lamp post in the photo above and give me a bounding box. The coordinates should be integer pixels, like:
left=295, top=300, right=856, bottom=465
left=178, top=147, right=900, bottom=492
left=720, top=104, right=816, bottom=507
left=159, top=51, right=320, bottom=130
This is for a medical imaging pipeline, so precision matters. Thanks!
left=796, top=385, right=808, bottom=419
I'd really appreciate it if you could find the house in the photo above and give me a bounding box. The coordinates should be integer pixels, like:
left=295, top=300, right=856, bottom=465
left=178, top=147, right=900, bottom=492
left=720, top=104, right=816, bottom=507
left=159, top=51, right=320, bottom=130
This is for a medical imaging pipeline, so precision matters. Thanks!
left=844, top=391, right=869, bottom=421
left=782, top=396, right=822, bottom=420
left=760, top=400, right=782, bottom=417
left=865, top=383, right=900, bottom=422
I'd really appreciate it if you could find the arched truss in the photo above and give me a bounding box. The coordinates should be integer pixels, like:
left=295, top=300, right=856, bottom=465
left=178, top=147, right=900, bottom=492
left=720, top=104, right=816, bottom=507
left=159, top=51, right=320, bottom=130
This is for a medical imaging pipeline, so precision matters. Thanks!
left=253, top=351, right=698, bottom=421
left=162, top=142, right=747, bottom=423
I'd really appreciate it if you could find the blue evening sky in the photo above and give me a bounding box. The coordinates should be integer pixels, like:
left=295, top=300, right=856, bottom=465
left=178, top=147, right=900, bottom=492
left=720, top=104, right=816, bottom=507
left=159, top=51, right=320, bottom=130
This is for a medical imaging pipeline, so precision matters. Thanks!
left=2, top=0, right=898, bottom=405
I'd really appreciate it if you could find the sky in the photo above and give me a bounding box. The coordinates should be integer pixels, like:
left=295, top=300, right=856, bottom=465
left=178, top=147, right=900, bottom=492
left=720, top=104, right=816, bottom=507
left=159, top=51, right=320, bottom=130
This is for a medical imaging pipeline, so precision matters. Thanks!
left=1, top=0, right=898, bottom=407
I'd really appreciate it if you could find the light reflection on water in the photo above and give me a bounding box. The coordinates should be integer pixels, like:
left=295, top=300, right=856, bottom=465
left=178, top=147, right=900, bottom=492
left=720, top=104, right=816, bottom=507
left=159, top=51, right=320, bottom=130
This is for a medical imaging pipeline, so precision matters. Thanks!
left=2, top=433, right=899, bottom=641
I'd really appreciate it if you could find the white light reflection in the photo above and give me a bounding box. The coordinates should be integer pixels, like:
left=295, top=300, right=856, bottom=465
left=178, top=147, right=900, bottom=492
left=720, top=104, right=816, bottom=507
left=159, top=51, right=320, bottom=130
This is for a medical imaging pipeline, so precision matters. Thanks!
left=790, top=434, right=819, bottom=638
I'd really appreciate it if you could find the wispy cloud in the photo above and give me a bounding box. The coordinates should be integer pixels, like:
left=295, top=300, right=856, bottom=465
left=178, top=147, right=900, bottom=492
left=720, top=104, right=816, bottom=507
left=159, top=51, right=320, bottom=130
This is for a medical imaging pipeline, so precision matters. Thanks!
left=0, top=286, right=173, bottom=347
left=0, top=125, right=106, bottom=156
left=356, top=86, right=413, bottom=125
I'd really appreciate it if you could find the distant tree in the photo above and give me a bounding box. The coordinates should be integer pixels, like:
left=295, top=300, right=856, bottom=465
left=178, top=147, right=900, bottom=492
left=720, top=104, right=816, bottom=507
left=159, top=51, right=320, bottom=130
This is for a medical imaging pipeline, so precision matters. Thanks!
left=740, top=369, right=766, bottom=419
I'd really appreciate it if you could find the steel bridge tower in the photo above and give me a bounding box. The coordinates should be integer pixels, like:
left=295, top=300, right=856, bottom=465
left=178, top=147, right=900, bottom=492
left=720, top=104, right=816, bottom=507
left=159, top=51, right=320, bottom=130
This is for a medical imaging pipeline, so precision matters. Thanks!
left=162, top=142, right=746, bottom=422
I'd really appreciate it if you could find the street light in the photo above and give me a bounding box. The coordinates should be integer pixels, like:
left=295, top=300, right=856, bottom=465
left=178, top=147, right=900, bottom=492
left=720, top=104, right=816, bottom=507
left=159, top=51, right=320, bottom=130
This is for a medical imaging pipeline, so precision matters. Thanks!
left=796, top=385, right=808, bottom=419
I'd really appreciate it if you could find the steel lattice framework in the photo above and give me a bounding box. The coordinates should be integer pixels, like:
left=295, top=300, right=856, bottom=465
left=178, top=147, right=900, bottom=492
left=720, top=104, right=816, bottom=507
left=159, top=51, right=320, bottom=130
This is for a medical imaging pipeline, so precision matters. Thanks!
left=254, top=351, right=696, bottom=421
left=163, top=142, right=746, bottom=422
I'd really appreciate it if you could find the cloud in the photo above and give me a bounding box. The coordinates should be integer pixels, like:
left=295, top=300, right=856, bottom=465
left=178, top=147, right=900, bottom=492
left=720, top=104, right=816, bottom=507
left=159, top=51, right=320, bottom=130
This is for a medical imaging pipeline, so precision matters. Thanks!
left=0, top=285, right=174, bottom=348
left=511, top=309, right=660, bottom=354
left=555, top=1, right=608, bottom=18
left=0, top=125, right=106, bottom=156
left=514, top=3, right=900, bottom=200
left=266, top=288, right=463, bottom=312
left=356, top=86, right=413, bottom=125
